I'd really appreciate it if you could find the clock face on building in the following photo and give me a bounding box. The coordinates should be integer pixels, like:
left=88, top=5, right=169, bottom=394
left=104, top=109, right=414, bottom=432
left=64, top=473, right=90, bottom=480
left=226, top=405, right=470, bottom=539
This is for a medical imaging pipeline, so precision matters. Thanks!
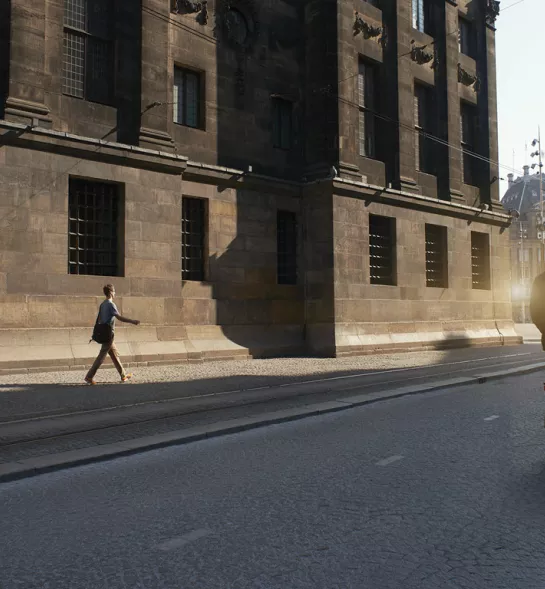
left=225, top=8, right=249, bottom=46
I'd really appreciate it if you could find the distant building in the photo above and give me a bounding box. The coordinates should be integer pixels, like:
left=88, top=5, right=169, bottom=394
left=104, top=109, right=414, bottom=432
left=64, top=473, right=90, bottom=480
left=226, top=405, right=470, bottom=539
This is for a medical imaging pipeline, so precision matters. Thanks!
left=501, top=166, right=545, bottom=322
left=0, top=0, right=518, bottom=373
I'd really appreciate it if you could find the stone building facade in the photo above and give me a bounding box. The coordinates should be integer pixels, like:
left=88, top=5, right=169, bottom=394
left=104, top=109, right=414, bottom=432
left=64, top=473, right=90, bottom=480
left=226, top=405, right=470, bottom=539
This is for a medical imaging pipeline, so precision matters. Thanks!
left=0, top=0, right=518, bottom=373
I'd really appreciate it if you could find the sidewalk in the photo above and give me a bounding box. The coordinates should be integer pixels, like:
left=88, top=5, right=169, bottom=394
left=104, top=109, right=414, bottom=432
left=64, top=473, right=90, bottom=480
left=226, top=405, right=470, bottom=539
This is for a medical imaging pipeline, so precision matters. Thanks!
left=514, top=323, right=542, bottom=343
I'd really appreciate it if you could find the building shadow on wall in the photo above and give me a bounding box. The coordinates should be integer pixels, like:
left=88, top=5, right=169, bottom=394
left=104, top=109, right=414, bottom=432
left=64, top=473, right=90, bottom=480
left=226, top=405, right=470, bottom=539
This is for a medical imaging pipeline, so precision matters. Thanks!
left=0, top=0, right=10, bottom=119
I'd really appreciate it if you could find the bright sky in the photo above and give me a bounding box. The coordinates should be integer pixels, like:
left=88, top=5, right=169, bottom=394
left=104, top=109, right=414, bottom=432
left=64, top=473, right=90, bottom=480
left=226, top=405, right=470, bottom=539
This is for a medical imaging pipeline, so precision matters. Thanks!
left=496, top=0, right=543, bottom=196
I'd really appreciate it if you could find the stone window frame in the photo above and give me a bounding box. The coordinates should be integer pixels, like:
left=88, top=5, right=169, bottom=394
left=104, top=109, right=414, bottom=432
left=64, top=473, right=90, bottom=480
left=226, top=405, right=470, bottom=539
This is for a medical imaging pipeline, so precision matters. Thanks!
left=461, top=101, right=478, bottom=186
left=470, top=231, right=491, bottom=290
left=181, top=196, right=207, bottom=282
left=458, top=15, right=476, bottom=59
left=68, top=177, right=124, bottom=277
left=358, top=59, right=379, bottom=159
left=276, top=210, right=298, bottom=285
left=271, top=97, right=293, bottom=150
left=414, top=82, right=436, bottom=176
left=369, top=214, right=397, bottom=286
left=62, top=0, right=115, bottom=105
left=425, top=224, right=448, bottom=288
left=173, top=66, right=205, bottom=130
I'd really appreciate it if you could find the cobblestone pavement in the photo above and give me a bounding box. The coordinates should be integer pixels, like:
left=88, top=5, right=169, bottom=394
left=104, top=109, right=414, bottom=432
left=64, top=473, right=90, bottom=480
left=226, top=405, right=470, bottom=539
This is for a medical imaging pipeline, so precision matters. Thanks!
left=2, top=372, right=545, bottom=588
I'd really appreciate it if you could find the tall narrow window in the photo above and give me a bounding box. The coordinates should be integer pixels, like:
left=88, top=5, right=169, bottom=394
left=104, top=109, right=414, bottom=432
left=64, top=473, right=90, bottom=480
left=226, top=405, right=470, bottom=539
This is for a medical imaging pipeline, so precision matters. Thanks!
left=414, top=84, right=435, bottom=175
left=459, top=17, right=475, bottom=58
left=62, top=0, right=114, bottom=104
left=461, top=102, right=477, bottom=186
left=471, top=232, right=491, bottom=290
left=369, top=214, right=396, bottom=285
left=182, top=197, right=206, bottom=281
left=358, top=61, right=377, bottom=159
left=272, top=97, right=293, bottom=150
left=174, top=67, right=202, bottom=129
left=425, top=224, right=448, bottom=288
left=277, top=211, right=298, bottom=285
left=68, top=178, right=121, bottom=276
left=413, top=0, right=432, bottom=34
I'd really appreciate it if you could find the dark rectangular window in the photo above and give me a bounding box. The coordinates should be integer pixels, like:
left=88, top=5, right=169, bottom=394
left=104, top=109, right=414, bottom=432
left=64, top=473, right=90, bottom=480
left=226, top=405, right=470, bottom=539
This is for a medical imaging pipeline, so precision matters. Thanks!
left=277, top=211, right=298, bottom=285
left=182, top=197, right=206, bottom=281
left=369, top=214, right=396, bottom=285
left=425, top=224, right=448, bottom=288
left=174, top=67, right=202, bottom=129
left=364, top=0, right=380, bottom=6
left=461, top=102, right=477, bottom=186
left=358, top=61, right=378, bottom=159
left=272, top=98, right=293, bottom=150
left=414, top=84, right=435, bottom=175
left=471, top=231, right=491, bottom=290
left=459, top=17, right=475, bottom=58
left=62, top=0, right=114, bottom=104
left=68, top=178, right=120, bottom=276
left=413, top=0, right=433, bottom=35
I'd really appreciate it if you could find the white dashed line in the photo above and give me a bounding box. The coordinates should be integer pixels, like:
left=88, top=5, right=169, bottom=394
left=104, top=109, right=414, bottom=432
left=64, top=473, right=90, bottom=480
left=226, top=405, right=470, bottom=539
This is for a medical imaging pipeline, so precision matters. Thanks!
left=156, top=529, right=213, bottom=551
left=376, top=455, right=404, bottom=466
left=484, top=415, right=500, bottom=421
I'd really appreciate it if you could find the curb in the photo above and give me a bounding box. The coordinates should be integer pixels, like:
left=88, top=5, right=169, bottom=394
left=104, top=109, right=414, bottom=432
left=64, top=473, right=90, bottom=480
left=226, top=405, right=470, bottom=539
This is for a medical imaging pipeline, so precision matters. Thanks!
left=1, top=362, right=544, bottom=484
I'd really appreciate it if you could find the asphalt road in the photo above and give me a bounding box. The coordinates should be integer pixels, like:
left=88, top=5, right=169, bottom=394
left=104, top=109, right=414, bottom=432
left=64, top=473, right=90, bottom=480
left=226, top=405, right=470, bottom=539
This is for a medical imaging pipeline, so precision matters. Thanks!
left=2, top=370, right=545, bottom=588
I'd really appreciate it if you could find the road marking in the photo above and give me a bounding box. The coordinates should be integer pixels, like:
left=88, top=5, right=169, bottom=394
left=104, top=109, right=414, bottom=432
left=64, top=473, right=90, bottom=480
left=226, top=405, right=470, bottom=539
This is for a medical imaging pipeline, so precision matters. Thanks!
left=376, top=455, right=404, bottom=466
left=156, top=529, right=213, bottom=552
left=484, top=415, right=500, bottom=421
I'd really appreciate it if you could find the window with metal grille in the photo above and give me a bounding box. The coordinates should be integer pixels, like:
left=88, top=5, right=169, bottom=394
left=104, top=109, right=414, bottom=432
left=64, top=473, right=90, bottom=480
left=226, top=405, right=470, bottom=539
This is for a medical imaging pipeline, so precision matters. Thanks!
left=369, top=214, right=396, bottom=285
left=62, top=0, right=114, bottom=104
left=174, top=67, right=203, bottom=129
left=277, top=211, right=298, bottom=285
left=68, top=178, right=121, bottom=276
left=358, top=61, right=378, bottom=159
left=425, top=224, right=448, bottom=288
left=461, top=102, right=477, bottom=186
left=414, top=84, right=435, bottom=175
left=182, top=197, right=206, bottom=281
left=459, top=17, right=475, bottom=58
left=272, top=98, right=293, bottom=150
left=471, top=231, right=491, bottom=290
left=413, top=0, right=432, bottom=34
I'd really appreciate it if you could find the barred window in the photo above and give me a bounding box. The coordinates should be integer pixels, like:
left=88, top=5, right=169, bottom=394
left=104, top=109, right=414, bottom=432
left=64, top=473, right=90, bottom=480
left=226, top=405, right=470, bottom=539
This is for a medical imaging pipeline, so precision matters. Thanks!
left=68, top=179, right=121, bottom=276
left=182, top=197, right=206, bottom=281
left=471, top=231, right=491, bottom=290
left=277, top=211, right=298, bottom=285
left=358, top=61, right=377, bottom=159
left=414, top=83, right=435, bottom=175
left=62, top=0, right=114, bottom=104
left=369, top=214, right=396, bottom=285
left=461, top=102, right=477, bottom=186
left=425, top=224, right=448, bottom=288
left=272, top=97, right=293, bottom=150
left=174, top=67, right=203, bottom=129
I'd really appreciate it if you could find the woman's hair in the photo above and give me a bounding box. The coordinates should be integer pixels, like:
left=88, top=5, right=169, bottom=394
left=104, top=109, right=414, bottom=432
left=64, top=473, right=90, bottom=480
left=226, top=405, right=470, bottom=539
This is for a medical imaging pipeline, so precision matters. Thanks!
left=103, top=284, right=115, bottom=297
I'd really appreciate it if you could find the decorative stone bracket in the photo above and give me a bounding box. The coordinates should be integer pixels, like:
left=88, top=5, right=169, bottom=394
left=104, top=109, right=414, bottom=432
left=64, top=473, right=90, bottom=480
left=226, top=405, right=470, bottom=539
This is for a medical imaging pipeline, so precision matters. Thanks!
left=458, top=63, right=480, bottom=92
left=172, top=0, right=208, bottom=25
left=354, top=12, right=387, bottom=47
left=485, top=0, right=500, bottom=27
left=410, top=41, right=437, bottom=68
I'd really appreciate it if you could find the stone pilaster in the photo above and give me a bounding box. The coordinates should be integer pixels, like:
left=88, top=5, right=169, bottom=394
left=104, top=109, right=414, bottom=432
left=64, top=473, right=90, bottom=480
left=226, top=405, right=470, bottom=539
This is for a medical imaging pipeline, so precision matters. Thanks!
left=4, top=0, right=52, bottom=127
left=485, top=14, right=501, bottom=211
left=139, top=0, right=174, bottom=151
left=443, top=0, right=465, bottom=204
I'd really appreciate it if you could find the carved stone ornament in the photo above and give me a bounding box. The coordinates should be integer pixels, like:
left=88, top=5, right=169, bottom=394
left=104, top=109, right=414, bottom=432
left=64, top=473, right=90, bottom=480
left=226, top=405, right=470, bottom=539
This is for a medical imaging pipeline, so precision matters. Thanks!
left=458, top=63, right=480, bottom=92
left=354, top=12, right=384, bottom=41
left=410, top=41, right=436, bottom=68
left=172, top=0, right=208, bottom=25
left=215, top=0, right=259, bottom=52
left=485, top=0, right=500, bottom=26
